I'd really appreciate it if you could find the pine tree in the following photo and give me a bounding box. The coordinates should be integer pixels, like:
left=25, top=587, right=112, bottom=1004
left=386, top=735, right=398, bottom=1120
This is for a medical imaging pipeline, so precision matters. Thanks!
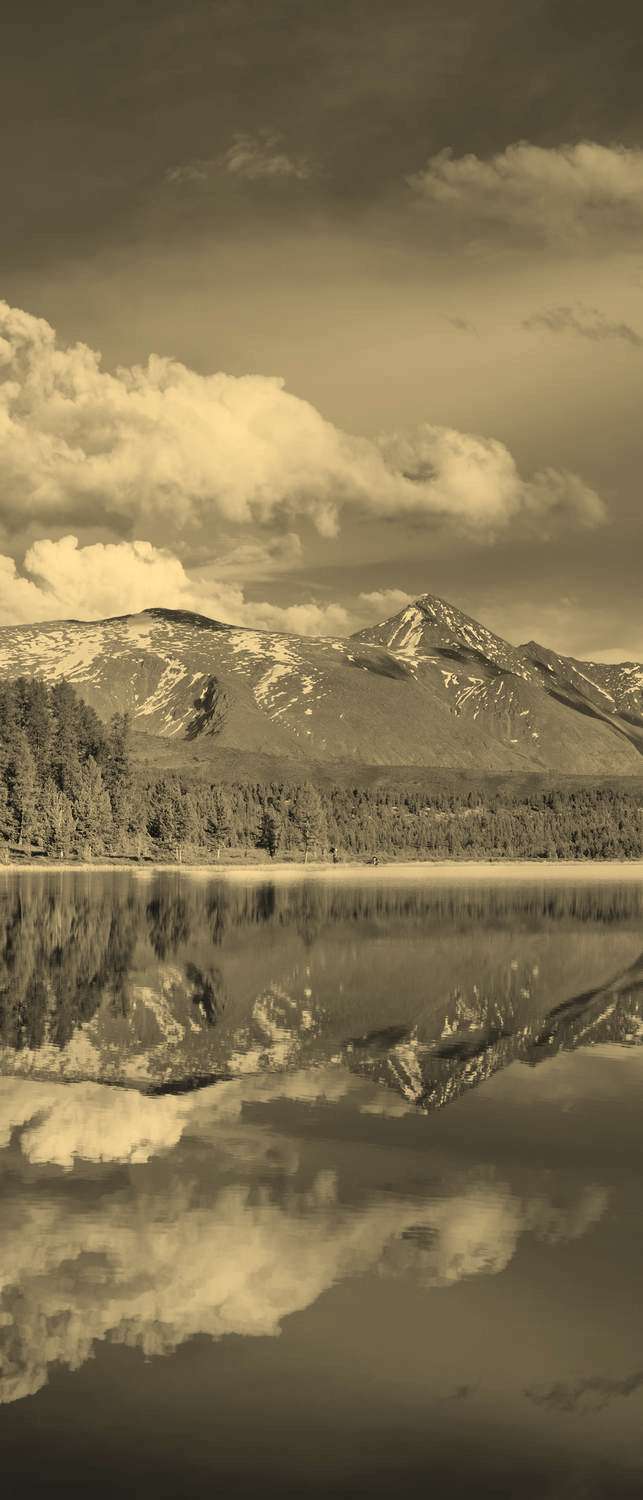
left=50, top=680, right=84, bottom=795
left=16, top=678, right=54, bottom=777
left=258, top=809, right=282, bottom=858
left=41, top=783, right=76, bottom=857
left=290, top=783, right=327, bottom=862
left=73, top=757, right=113, bottom=855
left=0, top=780, right=12, bottom=858
left=147, top=779, right=181, bottom=850
left=207, top=788, right=233, bottom=858
left=104, top=713, right=133, bottom=841
left=5, top=732, right=38, bottom=850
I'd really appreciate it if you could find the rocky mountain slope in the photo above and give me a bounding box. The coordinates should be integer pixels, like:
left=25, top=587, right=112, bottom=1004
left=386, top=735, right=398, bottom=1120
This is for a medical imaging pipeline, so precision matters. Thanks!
left=0, top=593, right=641, bottom=774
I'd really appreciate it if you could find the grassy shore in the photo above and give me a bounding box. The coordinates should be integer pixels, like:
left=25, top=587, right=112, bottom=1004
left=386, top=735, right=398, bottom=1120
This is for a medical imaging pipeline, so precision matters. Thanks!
left=1, top=857, right=642, bottom=880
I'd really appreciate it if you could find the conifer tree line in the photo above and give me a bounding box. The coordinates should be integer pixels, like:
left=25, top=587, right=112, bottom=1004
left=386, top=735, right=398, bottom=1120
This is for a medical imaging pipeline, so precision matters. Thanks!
left=0, top=677, right=641, bottom=861
left=0, top=678, right=129, bottom=859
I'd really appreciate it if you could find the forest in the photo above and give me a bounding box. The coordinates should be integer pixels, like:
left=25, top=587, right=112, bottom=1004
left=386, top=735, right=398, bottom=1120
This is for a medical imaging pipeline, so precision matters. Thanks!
left=0, top=677, right=641, bottom=863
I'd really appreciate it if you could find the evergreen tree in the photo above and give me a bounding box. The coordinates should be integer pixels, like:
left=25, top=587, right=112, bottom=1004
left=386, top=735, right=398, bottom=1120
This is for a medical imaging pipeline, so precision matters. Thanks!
left=49, top=680, right=84, bottom=795
left=17, top=677, right=54, bottom=777
left=0, top=780, right=12, bottom=856
left=147, top=779, right=181, bottom=850
left=258, top=809, right=282, bottom=858
left=41, top=783, right=76, bottom=856
left=207, top=788, right=233, bottom=857
left=73, top=757, right=113, bottom=854
left=104, top=713, right=133, bottom=840
left=290, top=783, right=327, bottom=862
left=5, top=732, right=38, bottom=849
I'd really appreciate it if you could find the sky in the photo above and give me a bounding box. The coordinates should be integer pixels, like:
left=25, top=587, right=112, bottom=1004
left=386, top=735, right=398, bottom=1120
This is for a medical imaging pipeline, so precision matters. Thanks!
left=1, top=0, right=642, bottom=658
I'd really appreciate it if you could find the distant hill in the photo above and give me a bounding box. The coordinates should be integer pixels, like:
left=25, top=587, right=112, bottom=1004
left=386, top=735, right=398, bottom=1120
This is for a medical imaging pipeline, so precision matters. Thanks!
left=0, top=593, right=641, bottom=776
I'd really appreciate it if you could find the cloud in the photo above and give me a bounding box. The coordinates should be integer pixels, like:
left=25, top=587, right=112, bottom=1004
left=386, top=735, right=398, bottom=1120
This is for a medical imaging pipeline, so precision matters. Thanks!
left=0, top=1070, right=351, bottom=1168
left=252, top=599, right=351, bottom=636
left=0, top=537, right=207, bottom=626
left=0, top=1077, right=608, bottom=1404
left=0, top=1077, right=191, bottom=1166
left=524, top=304, right=643, bottom=348
left=475, top=595, right=643, bottom=664
left=408, top=141, right=643, bottom=247
left=0, top=535, right=352, bottom=635
left=164, top=159, right=214, bottom=185
left=0, top=301, right=606, bottom=550
left=357, top=588, right=415, bottom=621
left=378, top=426, right=606, bottom=531
left=525, top=1370, right=643, bottom=1415
left=205, top=531, right=303, bottom=580
left=223, top=130, right=312, bottom=181
left=378, top=1183, right=607, bottom=1288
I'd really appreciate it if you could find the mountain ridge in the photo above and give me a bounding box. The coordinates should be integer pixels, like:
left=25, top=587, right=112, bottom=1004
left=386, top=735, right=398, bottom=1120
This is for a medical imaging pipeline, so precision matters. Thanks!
left=0, top=592, right=641, bottom=775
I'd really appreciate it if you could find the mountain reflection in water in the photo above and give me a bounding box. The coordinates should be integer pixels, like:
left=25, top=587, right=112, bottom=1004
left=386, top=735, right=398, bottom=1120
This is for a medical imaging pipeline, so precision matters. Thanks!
left=0, top=872, right=642, bottom=1498
left=0, top=873, right=641, bottom=1105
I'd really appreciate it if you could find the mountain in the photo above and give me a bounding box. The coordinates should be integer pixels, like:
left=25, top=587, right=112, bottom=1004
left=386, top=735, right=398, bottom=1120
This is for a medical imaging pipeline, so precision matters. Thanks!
left=0, top=593, right=641, bottom=775
left=350, top=951, right=643, bottom=1115
left=1, top=874, right=640, bottom=1106
left=519, top=639, right=643, bottom=742
left=352, top=591, right=529, bottom=674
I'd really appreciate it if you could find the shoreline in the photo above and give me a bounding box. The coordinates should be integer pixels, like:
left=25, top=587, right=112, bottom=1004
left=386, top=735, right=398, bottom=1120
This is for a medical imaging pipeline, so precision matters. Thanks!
left=1, top=858, right=642, bottom=881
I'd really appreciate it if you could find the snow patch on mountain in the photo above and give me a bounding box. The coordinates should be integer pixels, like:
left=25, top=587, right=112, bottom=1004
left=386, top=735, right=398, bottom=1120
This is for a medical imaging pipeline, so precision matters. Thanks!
left=0, top=599, right=640, bottom=772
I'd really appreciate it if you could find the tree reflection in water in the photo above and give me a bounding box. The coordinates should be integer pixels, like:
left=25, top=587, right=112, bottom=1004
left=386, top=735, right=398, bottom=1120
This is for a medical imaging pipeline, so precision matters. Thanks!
left=0, top=874, right=640, bottom=1112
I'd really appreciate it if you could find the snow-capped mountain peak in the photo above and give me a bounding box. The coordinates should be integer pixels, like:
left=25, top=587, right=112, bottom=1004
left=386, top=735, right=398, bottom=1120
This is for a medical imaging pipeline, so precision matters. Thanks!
left=0, top=597, right=641, bottom=775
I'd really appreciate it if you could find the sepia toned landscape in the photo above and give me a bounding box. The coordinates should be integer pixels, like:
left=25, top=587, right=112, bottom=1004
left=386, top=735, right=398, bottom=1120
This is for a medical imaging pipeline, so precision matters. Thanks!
left=1, top=1, right=642, bottom=1495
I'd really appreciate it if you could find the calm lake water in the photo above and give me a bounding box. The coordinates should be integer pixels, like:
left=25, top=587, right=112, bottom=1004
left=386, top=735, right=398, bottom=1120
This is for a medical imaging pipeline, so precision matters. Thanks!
left=1, top=870, right=642, bottom=1497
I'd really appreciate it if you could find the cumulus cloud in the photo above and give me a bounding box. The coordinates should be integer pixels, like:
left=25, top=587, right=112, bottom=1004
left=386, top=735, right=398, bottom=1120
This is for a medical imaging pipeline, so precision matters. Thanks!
left=357, top=588, right=415, bottom=621
left=524, top=304, right=643, bottom=348
left=0, top=301, right=606, bottom=551
left=0, top=537, right=206, bottom=626
left=408, top=141, right=643, bottom=247
left=0, top=1077, right=191, bottom=1166
left=0, top=535, right=351, bottom=635
left=378, top=425, right=606, bottom=531
left=223, top=130, right=312, bottom=181
left=378, top=1183, right=607, bottom=1287
left=0, top=1070, right=351, bottom=1168
left=0, top=1076, right=608, bottom=1404
left=253, top=599, right=351, bottom=636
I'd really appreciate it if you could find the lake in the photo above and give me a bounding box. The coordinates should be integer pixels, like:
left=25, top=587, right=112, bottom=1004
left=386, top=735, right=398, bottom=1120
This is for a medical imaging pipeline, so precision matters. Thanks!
left=1, top=869, right=642, bottom=1497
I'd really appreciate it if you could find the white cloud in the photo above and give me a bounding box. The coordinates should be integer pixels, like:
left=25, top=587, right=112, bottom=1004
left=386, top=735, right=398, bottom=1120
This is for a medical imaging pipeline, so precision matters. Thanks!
left=0, top=1076, right=607, bottom=1404
left=223, top=130, right=312, bottom=181
left=409, top=141, right=643, bottom=247
left=0, top=1077, right=190, bottom=1166
left=251, top=598, right=351, bottom=636
left=0, top=536, right=352, bottom=634
left=0, top=1070, right=351, bottom=1169
left=0, top=301, right=606, bottom=548
left=165, top=132, right=313, bottom=187
left=0, top=537, right=206, bottom=626
left=357, top=588, right=415, bottom=620
left=378, top=425, right=605, bottom=530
